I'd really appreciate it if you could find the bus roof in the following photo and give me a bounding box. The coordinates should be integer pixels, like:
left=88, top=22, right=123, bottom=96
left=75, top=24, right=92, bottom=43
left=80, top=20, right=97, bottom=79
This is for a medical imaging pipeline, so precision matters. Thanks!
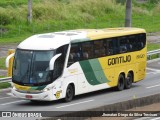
left=18, top=27, right=146, bottom=50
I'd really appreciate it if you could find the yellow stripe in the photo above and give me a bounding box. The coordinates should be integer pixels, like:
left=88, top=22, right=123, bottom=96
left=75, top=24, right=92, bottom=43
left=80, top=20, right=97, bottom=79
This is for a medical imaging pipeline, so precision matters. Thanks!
left=14, top=83, right=31, bottom=91
left=98, top=57, right=116, bottom=87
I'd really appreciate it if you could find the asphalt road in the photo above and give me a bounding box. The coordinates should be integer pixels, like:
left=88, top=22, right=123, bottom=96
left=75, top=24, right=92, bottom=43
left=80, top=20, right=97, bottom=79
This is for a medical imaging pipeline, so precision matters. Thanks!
left=0, top=61, right=159, bottom=118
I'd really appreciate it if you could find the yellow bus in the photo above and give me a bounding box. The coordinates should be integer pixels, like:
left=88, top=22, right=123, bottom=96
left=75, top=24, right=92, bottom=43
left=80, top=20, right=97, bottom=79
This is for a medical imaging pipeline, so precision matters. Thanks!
left=6, top=27, right=146, bottom=102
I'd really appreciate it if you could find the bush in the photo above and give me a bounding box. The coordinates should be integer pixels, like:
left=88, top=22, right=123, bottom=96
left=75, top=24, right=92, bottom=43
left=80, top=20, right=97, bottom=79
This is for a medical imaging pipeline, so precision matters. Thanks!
left=0, top=7, right=12, bottom=25
left=153, top=2, right=160, bottom=15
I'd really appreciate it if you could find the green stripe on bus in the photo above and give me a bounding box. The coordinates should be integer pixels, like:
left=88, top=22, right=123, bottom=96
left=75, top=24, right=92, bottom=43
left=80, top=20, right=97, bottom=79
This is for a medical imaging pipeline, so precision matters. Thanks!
left=71, top=38, right=90, bottom=43
left=89, top=59, right=110, bottom=83
left=79, top=60, right=100, bottom=85
left=30, top=85, right=46, bottom=90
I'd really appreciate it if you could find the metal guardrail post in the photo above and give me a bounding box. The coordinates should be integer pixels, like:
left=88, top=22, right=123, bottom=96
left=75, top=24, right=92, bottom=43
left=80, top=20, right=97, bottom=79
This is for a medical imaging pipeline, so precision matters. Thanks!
left=147, top=49, right=160, bottom=63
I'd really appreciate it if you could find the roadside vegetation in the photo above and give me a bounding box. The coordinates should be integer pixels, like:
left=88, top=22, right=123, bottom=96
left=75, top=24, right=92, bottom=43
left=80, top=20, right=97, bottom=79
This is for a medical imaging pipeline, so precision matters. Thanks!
left=0, top=82, right=11, bottom=89
left=0, top=57, right=6, bottom=70
left=147, top=43, right=160, bottom=51
left=0, top=76, right=4, bottom=78
left=0, top=0, right=160, bottom=43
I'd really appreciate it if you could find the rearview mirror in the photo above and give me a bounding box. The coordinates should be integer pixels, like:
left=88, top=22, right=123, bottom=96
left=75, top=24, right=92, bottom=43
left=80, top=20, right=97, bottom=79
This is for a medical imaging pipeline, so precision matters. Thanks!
left=49, top=53, right=62, bottom=70
left=6, top=53, right=15, bottom=68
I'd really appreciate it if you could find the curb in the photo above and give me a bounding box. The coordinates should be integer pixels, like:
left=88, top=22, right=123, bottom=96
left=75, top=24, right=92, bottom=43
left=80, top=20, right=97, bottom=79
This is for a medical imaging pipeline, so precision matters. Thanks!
left=0, top=88, right=11, bottom=93
left=44, top=93, right=160, bottom=119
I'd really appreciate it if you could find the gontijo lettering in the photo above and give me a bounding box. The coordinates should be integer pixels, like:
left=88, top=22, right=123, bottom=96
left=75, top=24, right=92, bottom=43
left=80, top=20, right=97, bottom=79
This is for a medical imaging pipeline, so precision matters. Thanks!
left=108, top=55, right=131, bottom=66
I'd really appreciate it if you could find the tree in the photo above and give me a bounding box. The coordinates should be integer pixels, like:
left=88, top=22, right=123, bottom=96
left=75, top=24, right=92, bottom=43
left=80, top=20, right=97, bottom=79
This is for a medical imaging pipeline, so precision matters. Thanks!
left=125, top=0, right=132, bottom=27
left=28, top=0, right=32, bottom=24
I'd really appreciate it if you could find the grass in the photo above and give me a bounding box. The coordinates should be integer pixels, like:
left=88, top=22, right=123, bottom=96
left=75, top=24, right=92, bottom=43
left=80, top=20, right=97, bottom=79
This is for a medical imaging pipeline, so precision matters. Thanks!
left=147, top=43, right=160, bottom=51
left=0, top=57, right=6, bottom=70
left=0, top=82, right=11, bottom=89
left=0, top=76, right=5, bottom=78
left=0, top=0, right=42, bottom=7
left=0, top=0, right=160, bottom=44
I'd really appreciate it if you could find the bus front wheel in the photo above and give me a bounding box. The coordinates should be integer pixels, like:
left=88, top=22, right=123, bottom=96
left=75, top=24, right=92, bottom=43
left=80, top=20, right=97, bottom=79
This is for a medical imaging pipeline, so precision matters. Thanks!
left=125, top=72, right=133, bottom=89
left=117, top=74, right=125, bottom=91
left=64, top=84, right=74, bottom=102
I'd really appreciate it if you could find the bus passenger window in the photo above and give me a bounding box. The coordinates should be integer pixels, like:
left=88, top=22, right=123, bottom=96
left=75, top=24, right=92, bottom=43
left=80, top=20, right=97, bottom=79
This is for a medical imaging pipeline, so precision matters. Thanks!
left=138, top=33, right=146, bottom=50
left=68, top=44, right=81, bottom=66
left=119, top=37, right=127, bottom=53
left=94, top=40, right=105, bottom=58
left=81, top=42, right=93, bottom=60
left=106, top=39, right=115, bottom=55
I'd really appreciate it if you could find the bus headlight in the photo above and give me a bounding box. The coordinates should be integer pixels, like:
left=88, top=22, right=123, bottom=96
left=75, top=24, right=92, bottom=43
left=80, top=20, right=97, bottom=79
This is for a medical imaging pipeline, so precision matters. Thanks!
left=43, top=85, right=56, bottom=92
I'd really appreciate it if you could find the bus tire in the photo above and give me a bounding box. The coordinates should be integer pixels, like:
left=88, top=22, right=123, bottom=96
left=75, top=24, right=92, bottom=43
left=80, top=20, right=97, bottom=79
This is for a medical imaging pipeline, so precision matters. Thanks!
left=64, top=84, right=74, bottom=102
left=117, top=74, right=125, bottom=91
left=125, top=72, right=133, bottom=89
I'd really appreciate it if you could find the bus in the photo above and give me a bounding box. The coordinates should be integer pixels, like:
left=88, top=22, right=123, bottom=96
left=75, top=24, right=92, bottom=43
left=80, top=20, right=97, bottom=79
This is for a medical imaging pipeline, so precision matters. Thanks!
left=6, top=27, right=146, bottom=102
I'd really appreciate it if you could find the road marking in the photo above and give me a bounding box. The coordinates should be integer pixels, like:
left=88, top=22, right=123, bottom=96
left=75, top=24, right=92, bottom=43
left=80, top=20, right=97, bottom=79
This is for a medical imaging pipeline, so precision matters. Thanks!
left=146, top=67, right=160, bottom=72
left=146, top=84, right=160, bottom=89
left=56, top=99, right=94, bottom=109
left=0, top=100, right=26, bottom=105
left=7, top=93, right=12, bottom=96
left=146, top=72, right=156, bottom=74
left=146, top=71, right=160, bottom=75
left=0, top=97, right=12, bottom=100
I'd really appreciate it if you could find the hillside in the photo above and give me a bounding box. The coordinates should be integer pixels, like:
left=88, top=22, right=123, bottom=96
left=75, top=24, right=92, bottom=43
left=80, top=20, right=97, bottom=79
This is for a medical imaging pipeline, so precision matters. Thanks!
left=0, top=0, right=160, bottom=43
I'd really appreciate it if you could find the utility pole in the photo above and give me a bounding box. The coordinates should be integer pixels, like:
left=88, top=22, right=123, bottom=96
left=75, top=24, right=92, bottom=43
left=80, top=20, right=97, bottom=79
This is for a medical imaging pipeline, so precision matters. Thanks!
left=28, top=0, right=32, bottom=24
left=125, top=0, right=132, bottom=27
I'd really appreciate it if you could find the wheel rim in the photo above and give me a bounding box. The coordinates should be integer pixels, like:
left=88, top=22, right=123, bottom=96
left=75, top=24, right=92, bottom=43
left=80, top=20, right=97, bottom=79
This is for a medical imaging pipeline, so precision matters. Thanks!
left=119, top=76, right=124, bottom=89
left=66, top=86, right=73, bottom=100
left=127, top=74, right=132, bottom=86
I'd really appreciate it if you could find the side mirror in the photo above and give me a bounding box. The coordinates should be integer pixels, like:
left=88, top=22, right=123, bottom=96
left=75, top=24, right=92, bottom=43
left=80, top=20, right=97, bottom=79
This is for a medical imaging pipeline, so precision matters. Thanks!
left=49, top=53, right=62, bottom=70
left=6, top=53, right=15, bottom=68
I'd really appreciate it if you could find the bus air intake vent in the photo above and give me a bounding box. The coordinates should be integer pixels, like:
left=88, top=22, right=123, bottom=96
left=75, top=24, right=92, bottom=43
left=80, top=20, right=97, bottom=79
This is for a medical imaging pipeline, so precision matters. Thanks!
left=38, top=35, right=54, bottom=38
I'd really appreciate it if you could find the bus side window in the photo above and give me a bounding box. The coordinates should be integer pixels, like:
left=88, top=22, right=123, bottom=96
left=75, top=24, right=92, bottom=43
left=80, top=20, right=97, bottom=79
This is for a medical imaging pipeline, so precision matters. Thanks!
left=138, top=33, right=146, bottom=50
left=81, top=42, right=93, bottom=60
left=119, top=37, right=127, bottom=53
left=130, top=35, right=138, bottom=51
left=68, top=43, right=81, bottom=67
left=94, top=40, right=105, bottom=58
left=54, top=45, right=68, bottom=79
left=106, top=39, right=114, bottom=55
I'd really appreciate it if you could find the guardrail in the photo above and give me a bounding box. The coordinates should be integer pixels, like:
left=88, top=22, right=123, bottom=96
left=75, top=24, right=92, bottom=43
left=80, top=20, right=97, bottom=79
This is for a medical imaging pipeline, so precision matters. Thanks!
left=0, top=49, right=160, bottom=83
left=0, top=77, right=12, bottom=83
left=147, top=49, right=160, bottom=63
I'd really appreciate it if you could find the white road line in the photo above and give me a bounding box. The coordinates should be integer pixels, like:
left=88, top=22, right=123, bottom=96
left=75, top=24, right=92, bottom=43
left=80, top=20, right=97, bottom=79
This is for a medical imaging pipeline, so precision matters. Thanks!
left=0, top=96, right=12, bottom=100
left=151, top=117, right=160, bottom=120
left=146, top=72, right=156, bottom=74
left=56, top=99, right=94, bottom=109
left=7, top=93, right=13, bottom=96
left=146, top=68, right=160, bottom=72
left=146, top=72, right=160, bottom=75
left=146, top=84, right=160, bottom=89
left=0, top=100, right=26, bottom=105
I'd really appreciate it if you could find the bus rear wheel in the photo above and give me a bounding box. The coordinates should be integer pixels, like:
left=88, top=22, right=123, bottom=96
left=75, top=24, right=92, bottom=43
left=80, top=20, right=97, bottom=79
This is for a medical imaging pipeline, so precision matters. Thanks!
left=125, top=72, right=133, bottom=89
left=64, top=84, right=74, bottom=102
left=117, top=74, right=125, bottom=91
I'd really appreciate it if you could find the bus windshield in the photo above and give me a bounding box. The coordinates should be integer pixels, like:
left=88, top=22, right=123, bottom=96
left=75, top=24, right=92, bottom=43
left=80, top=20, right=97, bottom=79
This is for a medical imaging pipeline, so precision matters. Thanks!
left=13, top=49, right=56, bottom=86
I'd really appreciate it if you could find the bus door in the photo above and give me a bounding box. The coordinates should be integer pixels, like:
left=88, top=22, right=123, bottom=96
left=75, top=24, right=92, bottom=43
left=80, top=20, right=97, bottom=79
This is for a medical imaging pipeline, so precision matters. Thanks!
left=67, top=43, right=88, bottom=94
left=77, top=73, right=88, bottom=94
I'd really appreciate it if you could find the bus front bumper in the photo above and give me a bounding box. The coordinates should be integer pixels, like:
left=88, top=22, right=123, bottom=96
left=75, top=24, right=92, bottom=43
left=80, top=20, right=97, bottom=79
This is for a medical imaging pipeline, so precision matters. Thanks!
left=11, top=88, right=57, bottom=101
